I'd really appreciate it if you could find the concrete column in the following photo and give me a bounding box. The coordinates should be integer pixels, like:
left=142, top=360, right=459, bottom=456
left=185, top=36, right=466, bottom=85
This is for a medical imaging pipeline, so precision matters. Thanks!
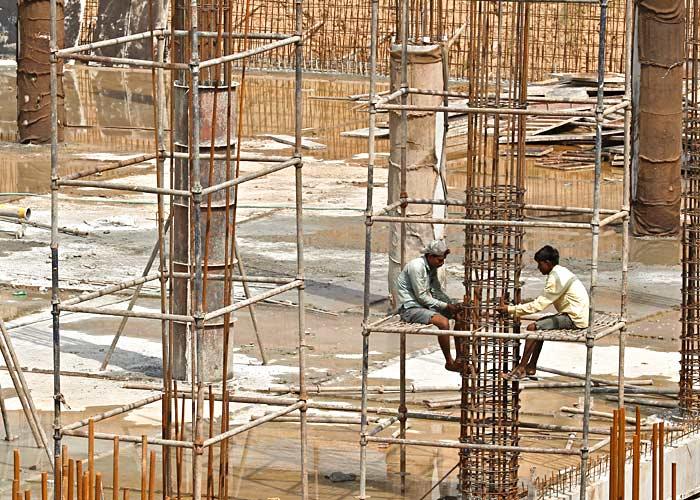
left=17, top=0, right=65, bottom=143
left=387, top=43, right=447, bottom=306
left=171, top=82, right=239, bottom=382
left=631, top=0, right=684, bottom=236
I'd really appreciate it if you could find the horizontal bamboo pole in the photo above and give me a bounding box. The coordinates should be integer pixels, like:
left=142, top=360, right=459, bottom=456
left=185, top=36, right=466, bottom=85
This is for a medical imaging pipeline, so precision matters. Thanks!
left=61, top=394, right=163, bottom=432
left=0, top=207, right=31, bottom=219
left=59, top=305, right=193, bottom=323
left=60, top=154, right=158, bottom=182
left=537, top=366, right=651, bottom=390
left=57, top=179, right=190, bottom=197
left=370, top=214, right=592, bottom=230
left=599, top=210, right=629, bottom=228
left=402, top=88, right=619, bottom=104
left=562, top=406, right=638, bottom=424
left=62, top=274, right=162, bottom=306
left=167, top=151, right=292, bottom=163
left=246, top=383, right=460, bottom=394
left=376, top=102, right=597, bottom=117
left=368, top=324, right=592, bottom=342
left=169, top=272, right=295, bottom=285
left=61, top=430, right=194, bottom=448
left=368, top=417, right=398, bottom=436
left=200, top=36, right=301, bottom=68
left=603, top=100, right=631, bottom=116
left=200, top=159, right=301, bottom=196
left=0, top=216, right=88, bottom=237
left=202, top=401, right=304, bottom=447
left=57, top=31, right=167, bottom=56
left=203, top=280, right=303, bottom=321
left=171, top=30, right=292, bottom=40
left=366, top=436, right=581, bottom=455
left=61, top=53, right=187, bottom=69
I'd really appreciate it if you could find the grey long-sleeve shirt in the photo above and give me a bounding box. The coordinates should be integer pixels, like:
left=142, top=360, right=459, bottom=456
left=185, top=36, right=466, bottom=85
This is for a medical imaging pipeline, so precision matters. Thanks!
left=396, top=256, right=452, bottom=311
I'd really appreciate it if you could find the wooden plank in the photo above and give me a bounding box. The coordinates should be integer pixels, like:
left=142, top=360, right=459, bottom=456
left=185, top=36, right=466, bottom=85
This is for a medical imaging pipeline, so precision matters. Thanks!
left=340, top=127, right=390, bottom=138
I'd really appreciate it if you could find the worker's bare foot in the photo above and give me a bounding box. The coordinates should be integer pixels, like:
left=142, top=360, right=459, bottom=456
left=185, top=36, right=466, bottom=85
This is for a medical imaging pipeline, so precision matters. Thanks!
left=502, top=366, right=527, bottom=381
left=526, top=366, right=537, bottom=378
left=445, top=359, right=462, bottom=372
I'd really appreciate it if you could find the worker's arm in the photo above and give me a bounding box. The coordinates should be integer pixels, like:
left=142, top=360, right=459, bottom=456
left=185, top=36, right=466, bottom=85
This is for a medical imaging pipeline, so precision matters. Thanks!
left=407, top=264, right=449, bottom=311
left=508, top=273, right=563, bottom=317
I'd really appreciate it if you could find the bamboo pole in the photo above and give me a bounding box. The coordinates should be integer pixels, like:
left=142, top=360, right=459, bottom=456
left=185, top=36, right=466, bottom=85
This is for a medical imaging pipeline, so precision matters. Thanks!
left=148, top=451, right=156, bottom=500
left=618, top=408, right=625, bottom=500
left=82, top=473, right=88, bottom=500
left=95, top=473, right=102, bottom=500
left=672, top=463, right=677, bottom=500
left=14, top=448, right=20, bottom=499
left=141, top=436, right=147, bottom=500
left=62, top=445, right=69, bottom=500
left=610, top=414, right=617, bottom=500
left=68, top=460, right=74, bottom=500
left=633, top=433, right=640, bottom=500
left=112, top=437, right=119, bottom=500
left=89, top=419, right=95, bottom=500
left=652, top=424, right=658, bottom=500
left=76, top=461, right=83, bottom=500
left=42, top=471, right=48, bottom=500
left=659, top=422, right=664, bottom=500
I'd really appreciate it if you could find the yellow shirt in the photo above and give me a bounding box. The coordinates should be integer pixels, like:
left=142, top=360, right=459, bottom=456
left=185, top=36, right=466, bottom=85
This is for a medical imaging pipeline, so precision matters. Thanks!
left=507, top=265, right=590, bottom=328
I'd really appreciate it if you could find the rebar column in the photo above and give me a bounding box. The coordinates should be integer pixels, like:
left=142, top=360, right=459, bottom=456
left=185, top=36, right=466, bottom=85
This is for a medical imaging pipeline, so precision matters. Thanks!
left=386, top=44, right=447, bottom=306
left=171, top=0, right=238, bottom=382
left=681, top=0, right=700, bottom=415
left=17, top=0, right=65, bottom=143
left=457, top=2, right=527, bottom=497
left=631, top=0, right=685, bottom=236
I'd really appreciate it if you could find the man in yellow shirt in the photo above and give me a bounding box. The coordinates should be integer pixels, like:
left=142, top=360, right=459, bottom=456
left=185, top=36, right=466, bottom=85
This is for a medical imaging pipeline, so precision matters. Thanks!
left=497, top=245, right=589, bottom=380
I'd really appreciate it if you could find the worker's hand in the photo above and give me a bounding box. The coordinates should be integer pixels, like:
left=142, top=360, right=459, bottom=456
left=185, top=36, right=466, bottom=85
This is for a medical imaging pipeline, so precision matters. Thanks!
left=446, top=303, right=461, bottom=315
left=495, top=296, right=510, bottom=316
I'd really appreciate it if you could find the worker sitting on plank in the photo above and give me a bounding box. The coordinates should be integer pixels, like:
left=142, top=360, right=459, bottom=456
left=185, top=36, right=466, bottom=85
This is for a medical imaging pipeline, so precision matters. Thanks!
left=395, top=239, right=462, bottom=372
left=497, top=245, right=589, bottom=381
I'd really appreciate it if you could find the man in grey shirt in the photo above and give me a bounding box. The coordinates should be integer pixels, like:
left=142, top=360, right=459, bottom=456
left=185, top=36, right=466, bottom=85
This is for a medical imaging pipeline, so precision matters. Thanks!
left=396, top=240, right=461, bottom=371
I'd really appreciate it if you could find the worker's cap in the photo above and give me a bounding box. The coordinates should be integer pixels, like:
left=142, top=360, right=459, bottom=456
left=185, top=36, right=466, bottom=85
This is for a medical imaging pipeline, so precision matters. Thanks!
left=421, top=240, right=450, bottom=257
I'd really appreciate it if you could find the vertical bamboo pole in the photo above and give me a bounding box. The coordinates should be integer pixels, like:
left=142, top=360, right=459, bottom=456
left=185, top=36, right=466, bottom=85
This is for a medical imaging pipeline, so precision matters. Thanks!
left=112, top=438, right=119, bottom=500
left=76, top=461, right=83, bottom=500
left=659, top=422, right=664, bottom=500
left=82, top=473, right=88, bottom=500
left=43, top=471, right=49, bottom=500
left=580, top=0, right=609, bottom=494
left=62, top=446, right=69, bottom=500
left=122, top=491, right=129, bottom=500
left=633, top=433, right=640, bottom=500
left=49, top=0, right=62, bottom=487
left=672, top=462, right=677, bottom=500
left=206, top=387, right=214, bottom=500
left=25, top=491, right=31, bottom=500
left=88, top=419, right=95, bottom=500
left=635, top=407, right=640, bottom=436
left=95, top=473, right=102, bottom=500
left=618, top=407, right=625, bottom=499
left=359, top=0, right=380, bottom=491
left=610, top=416, right=618, bottom=500
left=148, top=450, right=156, bottom=500
left=14, top=448, right=20, bottom=499
left=652, top=424, right=658, bottom=500
left=68, top=460, right=74, bottom=500
left=141, top=436, right=148, bottom=500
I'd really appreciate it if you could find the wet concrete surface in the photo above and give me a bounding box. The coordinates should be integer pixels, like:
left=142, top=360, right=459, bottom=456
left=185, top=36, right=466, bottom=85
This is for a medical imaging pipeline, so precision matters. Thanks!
left=0, top=66, right=686, bottom=497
